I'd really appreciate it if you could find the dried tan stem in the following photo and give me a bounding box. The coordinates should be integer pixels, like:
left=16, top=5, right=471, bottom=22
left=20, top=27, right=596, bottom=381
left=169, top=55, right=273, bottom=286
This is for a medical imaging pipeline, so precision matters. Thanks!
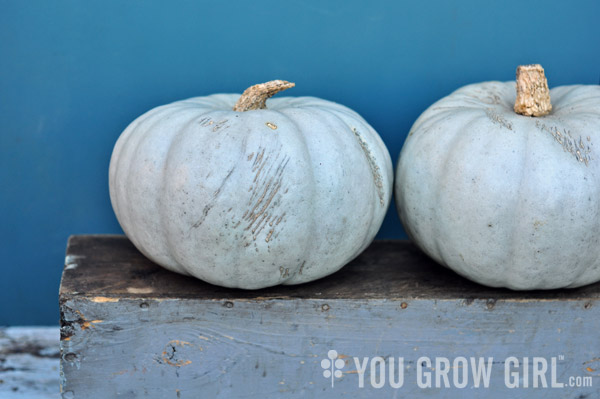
left=233, top=80, right=295, bottom=112
left=514, top=64, right=552, bottom=117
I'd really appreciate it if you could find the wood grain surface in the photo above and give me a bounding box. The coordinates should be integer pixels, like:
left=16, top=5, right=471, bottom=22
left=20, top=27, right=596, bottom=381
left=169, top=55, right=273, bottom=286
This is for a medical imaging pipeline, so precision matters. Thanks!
left=59, top=235, right=600, bottom=398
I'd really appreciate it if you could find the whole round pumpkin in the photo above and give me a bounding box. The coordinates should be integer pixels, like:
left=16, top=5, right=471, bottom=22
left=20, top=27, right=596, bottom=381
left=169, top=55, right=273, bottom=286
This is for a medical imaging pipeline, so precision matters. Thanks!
left=109, top=80, right=393, bottom=289
left=396, top=65, right=600, bottom=290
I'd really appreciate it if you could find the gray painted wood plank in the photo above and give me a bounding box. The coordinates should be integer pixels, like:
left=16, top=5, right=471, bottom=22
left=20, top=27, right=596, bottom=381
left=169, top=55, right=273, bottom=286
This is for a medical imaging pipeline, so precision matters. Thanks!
left=59, top=235, right=600, bottom=398
left=0, top=327, right=60, bottom=399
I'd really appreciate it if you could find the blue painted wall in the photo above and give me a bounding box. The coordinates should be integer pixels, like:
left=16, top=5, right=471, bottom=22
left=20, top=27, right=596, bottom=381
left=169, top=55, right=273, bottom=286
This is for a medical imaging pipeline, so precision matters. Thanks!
left=1, top=1, right=599, bottom=325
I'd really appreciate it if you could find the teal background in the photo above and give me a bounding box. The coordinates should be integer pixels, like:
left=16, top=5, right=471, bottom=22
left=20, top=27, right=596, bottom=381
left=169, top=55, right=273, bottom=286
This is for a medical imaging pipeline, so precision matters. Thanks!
left=1, top=0, right=599, bottom=325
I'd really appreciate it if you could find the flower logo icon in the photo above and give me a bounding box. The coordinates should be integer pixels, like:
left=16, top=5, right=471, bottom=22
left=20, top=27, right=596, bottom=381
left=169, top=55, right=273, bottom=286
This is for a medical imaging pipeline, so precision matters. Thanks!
left=321, top=349, right=345, bottom=387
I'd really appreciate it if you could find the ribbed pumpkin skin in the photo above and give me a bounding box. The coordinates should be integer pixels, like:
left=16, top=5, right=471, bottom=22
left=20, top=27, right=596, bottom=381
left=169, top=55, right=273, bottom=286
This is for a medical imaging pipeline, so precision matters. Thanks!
left=396, top=82, right=600, bottom=290
left=109, top=94, right=393, bottom=289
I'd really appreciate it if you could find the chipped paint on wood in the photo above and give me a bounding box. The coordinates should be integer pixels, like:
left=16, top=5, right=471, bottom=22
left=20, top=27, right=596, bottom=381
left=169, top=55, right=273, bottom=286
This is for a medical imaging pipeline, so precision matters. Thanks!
left=126, top=287, right=154, bottom=294
left=65, top=254, right=86, bottom=270
left=160, top=340, right=194, bottom=367
left=80, top=319, right=102, bottom=331
left=90, top=296, right=120, bottom=303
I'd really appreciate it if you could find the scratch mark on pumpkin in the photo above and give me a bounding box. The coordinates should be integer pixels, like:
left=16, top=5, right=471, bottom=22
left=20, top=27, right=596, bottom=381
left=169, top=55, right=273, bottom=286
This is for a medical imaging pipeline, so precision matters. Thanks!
left=279, top=266, right=290, bottom=278
left=212, top=119, right=229, bottom=132
left=253, top=148, right=265, bottom=170
left=265, top=229, right=274, bottom=242
left=249, top=159, right=288, bottom=225
left=253, top=213, right=271, bottom=238
left=247, top=180, right=273, bottom=225
left=253, top=156, right=269, bottom=183
left=198, top=117, right=230, bottom=132
left=298, top=260, right=306, bottom=275
left=240, top=148, right=289, bottom=245
left=352, top=128, right=385, bottom=206
left=251, top=211, right=270, bottom=235
left=485, top=108, right=513, bottom=130
left=276, top=213, right=286, bottom=225
left=191, top=167, right=235, bottom=229
left=198, top=117, right=212, bottom=127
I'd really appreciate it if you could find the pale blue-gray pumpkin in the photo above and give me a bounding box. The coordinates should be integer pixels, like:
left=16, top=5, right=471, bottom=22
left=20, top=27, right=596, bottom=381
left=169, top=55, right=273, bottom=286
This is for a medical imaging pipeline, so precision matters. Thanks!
left=396, top=65, right=600, bottom=290
left=109, top=80, right=393, bottom=289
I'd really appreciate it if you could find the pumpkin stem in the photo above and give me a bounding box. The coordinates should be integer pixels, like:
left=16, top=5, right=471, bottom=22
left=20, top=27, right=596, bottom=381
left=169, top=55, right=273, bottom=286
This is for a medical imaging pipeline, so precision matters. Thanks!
left=233, top=80, right=295, bottom=112
left=514, top=64, right=552, bottom=117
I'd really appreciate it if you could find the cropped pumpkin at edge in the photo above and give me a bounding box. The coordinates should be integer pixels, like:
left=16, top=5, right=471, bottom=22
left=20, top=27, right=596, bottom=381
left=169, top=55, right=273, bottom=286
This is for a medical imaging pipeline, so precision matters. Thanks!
left=395, top=65, right=600, bottom=290
left=109, top=80, right=393, bottom=289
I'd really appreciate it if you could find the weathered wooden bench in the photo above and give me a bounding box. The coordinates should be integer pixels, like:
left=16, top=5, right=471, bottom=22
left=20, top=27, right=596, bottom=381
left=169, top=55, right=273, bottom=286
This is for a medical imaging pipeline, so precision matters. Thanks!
left=59, top=235, right=599, bottom=398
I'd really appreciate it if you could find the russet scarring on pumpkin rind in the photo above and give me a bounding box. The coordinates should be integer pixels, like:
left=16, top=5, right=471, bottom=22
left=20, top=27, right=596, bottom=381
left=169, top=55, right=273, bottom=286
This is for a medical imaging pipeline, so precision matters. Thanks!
left=535, top=121, right=593, bottom=166
left=109, top=81, right=393, bottom=289
left=396, top=65, right=600, bottom=290
left=352, top=127, right=386, bottom=206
